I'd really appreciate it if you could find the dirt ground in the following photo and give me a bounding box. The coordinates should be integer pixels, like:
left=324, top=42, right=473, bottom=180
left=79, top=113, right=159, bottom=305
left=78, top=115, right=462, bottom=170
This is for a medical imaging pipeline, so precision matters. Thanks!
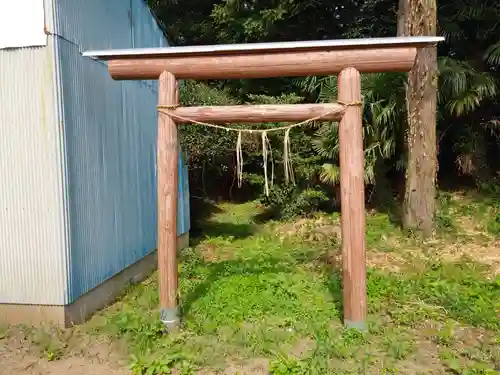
left=0, top=333, right=268, bottom=375
left=0, top=334, right=129, bottom=375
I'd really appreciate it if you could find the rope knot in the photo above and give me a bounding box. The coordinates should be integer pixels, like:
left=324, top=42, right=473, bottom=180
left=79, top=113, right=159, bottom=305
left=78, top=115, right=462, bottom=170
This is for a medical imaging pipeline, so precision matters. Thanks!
left=337, top=100, right=363, bottom=108
left=157, top=104, right=179, bottom=110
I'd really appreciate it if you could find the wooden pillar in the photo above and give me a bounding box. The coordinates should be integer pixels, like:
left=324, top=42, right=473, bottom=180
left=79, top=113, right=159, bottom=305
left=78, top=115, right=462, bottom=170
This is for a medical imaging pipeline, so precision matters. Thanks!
left=338, top=67, right=367, bottom=330
left=158, top=71, right=179, bottom=331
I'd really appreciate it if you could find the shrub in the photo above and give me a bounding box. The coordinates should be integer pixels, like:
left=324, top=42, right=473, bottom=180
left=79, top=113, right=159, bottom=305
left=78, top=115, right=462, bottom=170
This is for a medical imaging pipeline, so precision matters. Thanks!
left=261, top=185, right=330, bottom=220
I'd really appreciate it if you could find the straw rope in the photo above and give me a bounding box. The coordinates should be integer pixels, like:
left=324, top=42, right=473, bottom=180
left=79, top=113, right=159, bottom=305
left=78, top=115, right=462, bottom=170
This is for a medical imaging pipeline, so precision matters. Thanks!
left=157, top=101, right=362, bottom=195
left=157, top=101, right=361, bottom=133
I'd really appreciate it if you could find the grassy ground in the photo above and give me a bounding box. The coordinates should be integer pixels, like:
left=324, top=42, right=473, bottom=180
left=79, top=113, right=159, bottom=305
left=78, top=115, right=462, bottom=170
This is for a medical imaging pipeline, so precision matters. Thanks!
left=1, top=190, right=499, bottom=375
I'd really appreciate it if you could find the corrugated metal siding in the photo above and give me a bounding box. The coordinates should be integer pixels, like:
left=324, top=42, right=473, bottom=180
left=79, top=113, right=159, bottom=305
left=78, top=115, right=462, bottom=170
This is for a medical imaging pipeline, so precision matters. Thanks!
left=0, top=39, right=68, bottom=305
left=130, top=0, right=169, bottom=93
left=130, top=0, right=169, bottom=49
left=53, top=0, right=132, bottom=50
left=54, top=0, right=190, bottom=302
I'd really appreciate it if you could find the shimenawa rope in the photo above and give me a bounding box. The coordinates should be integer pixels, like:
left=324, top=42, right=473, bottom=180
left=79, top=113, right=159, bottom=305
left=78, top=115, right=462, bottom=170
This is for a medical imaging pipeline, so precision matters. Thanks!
left=157, top=101, right=362, bottom=195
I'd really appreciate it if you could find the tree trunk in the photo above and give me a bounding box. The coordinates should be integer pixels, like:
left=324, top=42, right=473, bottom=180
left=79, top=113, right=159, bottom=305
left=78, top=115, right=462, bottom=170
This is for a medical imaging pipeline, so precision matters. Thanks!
left=398, top=0, right=438, bottom=236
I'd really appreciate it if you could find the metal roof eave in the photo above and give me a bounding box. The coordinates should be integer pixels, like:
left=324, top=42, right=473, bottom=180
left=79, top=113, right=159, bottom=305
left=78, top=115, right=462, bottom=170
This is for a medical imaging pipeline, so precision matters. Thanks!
left=83, top=36, right=445, bottom=60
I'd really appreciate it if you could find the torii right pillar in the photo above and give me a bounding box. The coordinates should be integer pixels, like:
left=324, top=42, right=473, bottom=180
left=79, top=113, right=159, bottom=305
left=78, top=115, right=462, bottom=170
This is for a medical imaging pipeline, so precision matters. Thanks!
left=338, top=67, right=367, bottom=330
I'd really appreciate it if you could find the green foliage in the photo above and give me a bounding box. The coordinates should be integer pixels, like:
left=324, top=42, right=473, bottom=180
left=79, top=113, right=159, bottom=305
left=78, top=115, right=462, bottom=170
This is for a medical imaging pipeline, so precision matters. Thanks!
left=485, top=42, right=500, bottom=66
left=438, top=57, right=497, bottom=117
left=443, top=358, right=500, bottom=375
left=435, top=192, right=457, bottom=232
left=476, top=182, right=500, bottom=235
left=282, top=189, right=329, bottom=219
left=149, top=0, right=500, bottom=207
left=383, top=334, right=414, bottom=360
left=299, top=72, right=408, bottom=191
left=108, top=311, right=165, bottom=352
left=269, top=356, right=308, bottom=375
left=261, top=186, right=330, bottom=220
left=486, top=211, right=500, bottom=236
left=369, top=262, right=500, bottom=330
left=30, top=326, right=68, bottom=362
left=179, top=80, right=238, bottom=168
left=436, top=211, right=455, bottom=231
left=130, top=353, right=196, bottom=375
left=261, top=184, right=295, bottom=209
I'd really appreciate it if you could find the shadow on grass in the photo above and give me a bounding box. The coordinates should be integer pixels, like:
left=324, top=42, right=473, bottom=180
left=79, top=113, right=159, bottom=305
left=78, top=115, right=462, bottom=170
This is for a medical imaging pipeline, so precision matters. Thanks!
left=189, top=197, right=256, bottom=243
left=189, top=197, right=224, bottom=233
left=190, top=221, right=256, bottom=247
left=365, top=186, right=404, bottom=229
left=253, top=206, right=279, bottom=223
left=325, top=267, right=344, bottom=319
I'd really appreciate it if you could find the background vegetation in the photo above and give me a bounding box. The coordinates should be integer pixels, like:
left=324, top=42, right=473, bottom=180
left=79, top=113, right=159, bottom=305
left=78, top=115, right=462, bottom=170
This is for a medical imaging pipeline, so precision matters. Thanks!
left=149, top=0, right=500, bottom=230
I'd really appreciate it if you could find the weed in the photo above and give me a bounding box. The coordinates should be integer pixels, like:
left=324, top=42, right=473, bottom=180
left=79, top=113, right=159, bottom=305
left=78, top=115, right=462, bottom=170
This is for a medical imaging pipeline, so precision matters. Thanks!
left=446, top=362, right=500, bottom=375
left=269, top=355, right=308, bottom=375
left=129, top=353, right=196, bottom=375
left=341, top=328, right=366, bottom=346
left=436, top=212, right=455, bottom=231
left=486, top=211, right=500, bottom=236
left=432, top=319, right=457, bottom=346
left=383, top=333, right=414, bottom=360
left=30, top=326, right=68, bottom=361
left=0, top=325, right=7, bottom=340
left=381, top=367, right=398, bottom=375
left=105, top=311, right=165, bottom=352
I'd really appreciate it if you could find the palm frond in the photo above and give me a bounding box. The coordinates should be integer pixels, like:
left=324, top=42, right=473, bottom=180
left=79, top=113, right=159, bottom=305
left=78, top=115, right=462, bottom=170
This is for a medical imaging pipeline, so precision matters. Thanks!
left=320, top=163, right=340, bottom=185
left=296, top=76, right=338, bottom=100
left=317, top=77, right=339, bottom=102
left=312, top=123, right=340, bottom=159
left=439, top=57, right=497, bottom=116
left=485, top=41, right=500, bottom=66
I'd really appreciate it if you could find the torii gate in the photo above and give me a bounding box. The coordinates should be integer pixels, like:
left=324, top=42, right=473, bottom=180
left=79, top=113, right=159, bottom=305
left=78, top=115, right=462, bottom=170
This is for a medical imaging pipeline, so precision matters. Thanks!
left=84, top=36, right=443, bottom=331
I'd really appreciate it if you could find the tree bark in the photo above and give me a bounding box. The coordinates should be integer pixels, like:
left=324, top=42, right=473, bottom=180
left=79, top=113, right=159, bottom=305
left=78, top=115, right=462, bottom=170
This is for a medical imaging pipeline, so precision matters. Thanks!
left=399, top=0, right=438, bottom=236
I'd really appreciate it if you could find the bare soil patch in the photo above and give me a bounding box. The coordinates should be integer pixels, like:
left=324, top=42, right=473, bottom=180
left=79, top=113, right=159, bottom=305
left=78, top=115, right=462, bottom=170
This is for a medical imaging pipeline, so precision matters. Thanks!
left=0, top=331, right=128, bottom=375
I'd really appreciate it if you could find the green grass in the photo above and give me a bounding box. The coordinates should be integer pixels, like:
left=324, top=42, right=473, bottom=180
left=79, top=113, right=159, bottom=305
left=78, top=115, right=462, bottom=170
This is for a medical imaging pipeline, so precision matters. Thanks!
left=9, top=192, right=500, bottom=374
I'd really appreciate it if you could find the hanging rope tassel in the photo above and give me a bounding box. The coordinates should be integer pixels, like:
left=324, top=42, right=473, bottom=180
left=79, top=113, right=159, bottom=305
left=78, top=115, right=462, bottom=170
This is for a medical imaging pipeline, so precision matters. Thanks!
left=236, top=131, right=244, bottom=188
left=283, top=128, right=296, bottom=185
left=268, top=134, right=274, bottom=189
left=261, top=130, right=275, bottom=196
left=262, top=131, right=270, bottom=196
left=157, top=102, right=362, bottom=195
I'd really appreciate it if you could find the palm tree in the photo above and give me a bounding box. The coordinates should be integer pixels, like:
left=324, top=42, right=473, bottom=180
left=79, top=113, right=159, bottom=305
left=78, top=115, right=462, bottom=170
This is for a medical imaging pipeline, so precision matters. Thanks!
left=298, top=72, right=407, bottom=204
left=438, top=0, right=500, bottom=185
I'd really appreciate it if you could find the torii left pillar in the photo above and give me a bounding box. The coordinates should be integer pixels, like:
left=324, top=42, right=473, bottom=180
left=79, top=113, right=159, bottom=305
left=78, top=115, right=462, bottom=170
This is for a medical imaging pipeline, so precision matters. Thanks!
left=158, top=71, right=180, bottom=331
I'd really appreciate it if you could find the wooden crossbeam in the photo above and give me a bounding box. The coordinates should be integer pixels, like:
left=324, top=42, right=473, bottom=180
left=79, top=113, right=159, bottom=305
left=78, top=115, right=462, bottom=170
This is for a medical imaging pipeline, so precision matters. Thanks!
left=108, top=47, right=417, bottom=80
left=164, top=103, right=345, bottom=124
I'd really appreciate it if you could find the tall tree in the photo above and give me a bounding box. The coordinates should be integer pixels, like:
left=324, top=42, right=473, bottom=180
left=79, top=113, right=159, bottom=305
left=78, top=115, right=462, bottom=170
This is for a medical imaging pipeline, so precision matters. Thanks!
left=399, top=0, right=438, bottom=236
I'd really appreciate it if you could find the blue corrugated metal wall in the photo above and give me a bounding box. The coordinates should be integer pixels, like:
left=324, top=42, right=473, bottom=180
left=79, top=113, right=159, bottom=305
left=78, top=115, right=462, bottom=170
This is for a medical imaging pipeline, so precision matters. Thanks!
left=53, top=0, right=189, bottom=303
